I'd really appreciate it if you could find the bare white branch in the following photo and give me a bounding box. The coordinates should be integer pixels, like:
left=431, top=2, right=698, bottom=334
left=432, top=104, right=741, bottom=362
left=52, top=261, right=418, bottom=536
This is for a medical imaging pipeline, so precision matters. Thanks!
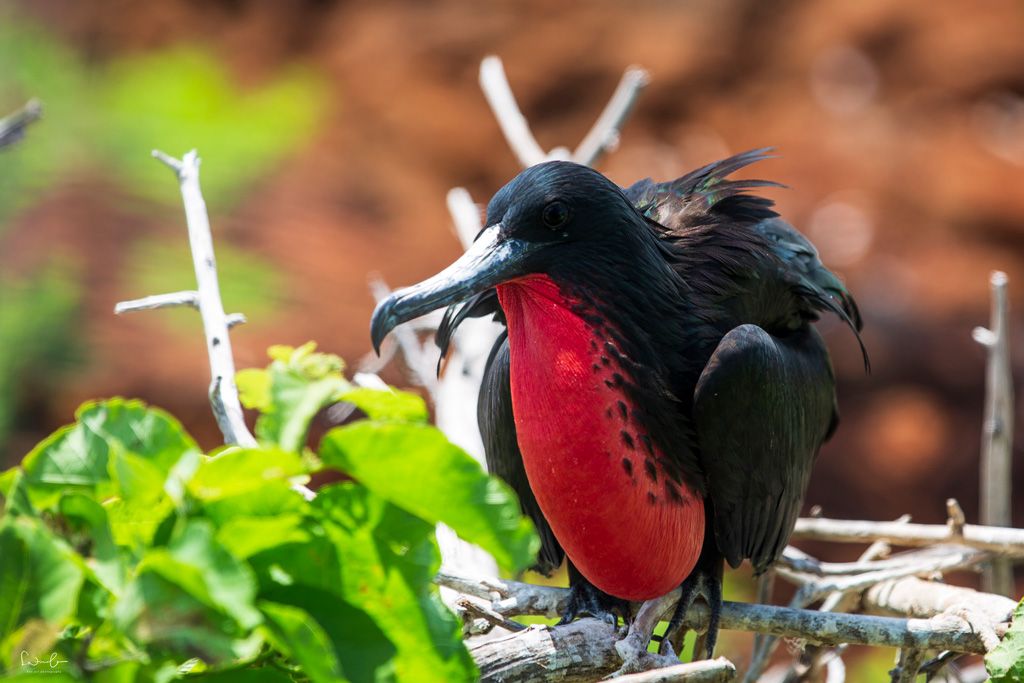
left=0, top=99, right=43, bottom=149
left=446, top=187, right=484, bottom=248
left=975, top=270, right=1015, bottom=595
left=614, top=658, right=737, bottom=683
left=479, top=55, right=548, bottom=167
left=777, top=546, right=989, bottom=605
left=115, top=290, right=199, bottom=314
left=791, top=516, right=1024, bottom=557
left=574, top=66, right=650, bottom=166
left=225, top=313, right=247, bottom=328
left=115, top=149, right=256, bottom=448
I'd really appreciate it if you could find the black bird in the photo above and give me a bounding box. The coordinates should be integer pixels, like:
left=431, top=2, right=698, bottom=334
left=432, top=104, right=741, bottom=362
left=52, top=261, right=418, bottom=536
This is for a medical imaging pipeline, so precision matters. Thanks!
left=371, top=150, right=865, bottom=659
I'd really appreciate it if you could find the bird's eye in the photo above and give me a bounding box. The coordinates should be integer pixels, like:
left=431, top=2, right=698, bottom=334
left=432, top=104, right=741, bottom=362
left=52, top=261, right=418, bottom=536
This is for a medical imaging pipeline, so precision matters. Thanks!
left=541, top=200, right=570, bottom=230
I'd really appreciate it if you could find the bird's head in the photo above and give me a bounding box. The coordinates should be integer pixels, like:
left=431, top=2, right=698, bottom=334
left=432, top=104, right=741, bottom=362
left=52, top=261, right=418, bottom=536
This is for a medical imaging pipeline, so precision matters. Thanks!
left=370, top=161, right=647, bottom=352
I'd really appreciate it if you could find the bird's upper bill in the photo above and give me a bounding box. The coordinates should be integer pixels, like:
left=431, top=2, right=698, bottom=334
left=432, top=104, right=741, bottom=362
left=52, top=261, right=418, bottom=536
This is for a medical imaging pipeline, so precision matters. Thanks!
left=370, top=224, right=537, bottom=353
left=370, top=160, right=645, bottom=354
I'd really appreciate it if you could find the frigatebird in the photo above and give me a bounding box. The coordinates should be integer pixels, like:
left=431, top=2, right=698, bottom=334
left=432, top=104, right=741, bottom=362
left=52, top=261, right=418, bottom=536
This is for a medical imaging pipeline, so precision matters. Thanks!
left=370, top=149, right=865, bottom=659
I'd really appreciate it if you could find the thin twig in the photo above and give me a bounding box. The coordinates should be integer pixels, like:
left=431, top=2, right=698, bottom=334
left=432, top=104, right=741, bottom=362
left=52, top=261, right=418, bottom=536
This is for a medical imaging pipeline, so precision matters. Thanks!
left=746, top=571, right=776, bottom=681
left=479, top=56, right=547, bottom=167
left=781, top=518, right=908, bottom=683
left=0, top=99, right=43, bottom=149
left=446, top=187, right=483, bottom=248
left=791, top=516, right=1024, bottom=557
left=115, top=290, right=199, bottom=314
left=973, top=270, right=1015, bottom=596
left=613, top=658, right=737, bottom=683
left=456, top=598, right=526, bottom=633
left=115, top=149, right=256, bottom=448
left=574, top=67, right=650, bottom=166
left=776, top=546, right=989, bottom=605
left=890, top=647, right=926, bottom=683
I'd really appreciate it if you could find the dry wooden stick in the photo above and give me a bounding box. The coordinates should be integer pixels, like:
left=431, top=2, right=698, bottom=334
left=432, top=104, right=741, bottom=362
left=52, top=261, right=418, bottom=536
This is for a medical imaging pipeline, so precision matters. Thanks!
left=791, top=517, right=1024, bottom=557
left=115, top=150, right=256, bottom=448
left=0, top=99, right=42, bottom=149
left=973, top=270, right=1015, bottom=596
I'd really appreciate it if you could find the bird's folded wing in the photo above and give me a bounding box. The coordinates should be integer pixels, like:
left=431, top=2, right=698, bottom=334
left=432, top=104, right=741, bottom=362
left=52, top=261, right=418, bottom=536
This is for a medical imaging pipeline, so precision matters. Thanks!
left=693, top=323, right=837, bottom=573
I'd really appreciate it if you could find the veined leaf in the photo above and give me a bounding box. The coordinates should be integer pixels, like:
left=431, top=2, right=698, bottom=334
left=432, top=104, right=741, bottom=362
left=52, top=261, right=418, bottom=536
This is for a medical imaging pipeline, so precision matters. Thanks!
left=315, top=483, right=473, bottom=683
left=137, top=520, right=261, bottom=630
left=337, top=387, right=428, bottom=423
left=240, top=343, right=350, bottom=452
left=319, top=422, right=538, bottom=572
left=0, top=517, right=84, bottom=628
left=58, top=494, right=125, bottom=596
left=21, top=399, right=198, bottom=508
left=187, top=448, right=305, bottom=501
left=259, top=601, right=348, bottom=683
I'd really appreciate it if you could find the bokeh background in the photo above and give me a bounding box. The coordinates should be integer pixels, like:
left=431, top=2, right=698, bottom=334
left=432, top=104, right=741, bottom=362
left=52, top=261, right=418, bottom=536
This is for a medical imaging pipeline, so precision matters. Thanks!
left=2, top=0, right=1023, bottom=675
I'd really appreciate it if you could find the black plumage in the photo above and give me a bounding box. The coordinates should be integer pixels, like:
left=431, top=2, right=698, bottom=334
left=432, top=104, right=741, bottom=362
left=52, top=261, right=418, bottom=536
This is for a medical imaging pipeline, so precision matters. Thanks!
left=375, top=149, right=864, bottom=657
left=437, top=150, right=863, bottom=584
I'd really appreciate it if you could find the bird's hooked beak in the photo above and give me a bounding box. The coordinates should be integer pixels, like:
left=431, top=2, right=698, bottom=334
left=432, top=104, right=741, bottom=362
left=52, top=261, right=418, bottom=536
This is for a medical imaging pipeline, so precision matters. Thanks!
left=370, top=225, right=536, bottom=353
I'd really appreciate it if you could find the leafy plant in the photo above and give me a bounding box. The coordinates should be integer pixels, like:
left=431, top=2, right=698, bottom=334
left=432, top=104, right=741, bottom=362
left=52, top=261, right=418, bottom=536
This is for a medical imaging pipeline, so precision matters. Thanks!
left=987, top=597, right=1024, bottom=682
left=0, top=343, right=539, bottom=681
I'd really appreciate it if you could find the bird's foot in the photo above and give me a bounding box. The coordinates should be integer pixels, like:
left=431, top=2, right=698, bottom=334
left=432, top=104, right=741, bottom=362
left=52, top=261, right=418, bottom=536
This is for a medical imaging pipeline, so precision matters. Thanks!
left=661, top=566, right=723, bottom=659
left=609, top=590, right=681, bottom=677
left=557, top=576, right=629, bottom=627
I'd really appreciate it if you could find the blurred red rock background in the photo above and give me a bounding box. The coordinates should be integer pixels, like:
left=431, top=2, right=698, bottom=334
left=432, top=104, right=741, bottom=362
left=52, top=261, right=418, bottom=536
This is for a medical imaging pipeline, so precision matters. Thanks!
left=2, top=0, right=1023, bottom=567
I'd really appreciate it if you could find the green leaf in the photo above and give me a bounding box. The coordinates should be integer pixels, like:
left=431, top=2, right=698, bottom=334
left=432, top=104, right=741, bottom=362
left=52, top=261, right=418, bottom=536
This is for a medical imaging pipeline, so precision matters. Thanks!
left=138, top=520, right=261, bottom=630
left=21, top=399, right=198, bottom=508
left=104, top=496, right=174, bottom=548
left=76, top=399, right=198, bottom=473
left=0, top=517, right=84, bottom=627
left=259, top=585, right=395, bottom=683
left=58, top=494, right=125, bottom=595
left=319, top=422, right=538, bottom=572
left=236, top=368, right=271, bottom=412
left=201, top=480, right=307, bottom=525
left=315, top=483, right=474, bottom=683
left=338, top=387, right=428, bottom=423
left=1, top=468, right=35, bottom=517
left=0, top=523, right=29, bottom=642
left=111, top=570, right=249, bottom=664
left=259, top=601, right=347, bottom=683
left=215, top=514, right=309, bottom=559
left=108, top=451, right=166, bottom=503
left=987, top=597, right=1024, bottom=682
left=188, top=448, right=305, bottom=502
left=250, top=344, right=350, bottom=452
left=185, top=669, right=292, bottom=683
left=248, top=529, right=342, bottom=596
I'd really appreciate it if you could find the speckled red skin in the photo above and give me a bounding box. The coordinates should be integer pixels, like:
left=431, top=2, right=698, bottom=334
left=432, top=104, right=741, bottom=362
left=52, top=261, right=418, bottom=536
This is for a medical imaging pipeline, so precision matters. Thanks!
left=497, top=274, right=704, bottom=601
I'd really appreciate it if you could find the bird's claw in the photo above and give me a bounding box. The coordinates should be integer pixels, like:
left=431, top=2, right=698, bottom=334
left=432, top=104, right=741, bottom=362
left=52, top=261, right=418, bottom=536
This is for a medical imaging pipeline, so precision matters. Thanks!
left=557, top=575, right=628, bottom=627
left=607, top=589, right=682, bottom=677
left=662, top=566, right=722, bottom=659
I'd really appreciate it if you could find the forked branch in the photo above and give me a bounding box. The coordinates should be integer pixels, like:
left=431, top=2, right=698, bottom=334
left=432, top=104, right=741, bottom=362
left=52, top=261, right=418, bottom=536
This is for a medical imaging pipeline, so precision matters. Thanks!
left=114, top=150, right=256, bottom=448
